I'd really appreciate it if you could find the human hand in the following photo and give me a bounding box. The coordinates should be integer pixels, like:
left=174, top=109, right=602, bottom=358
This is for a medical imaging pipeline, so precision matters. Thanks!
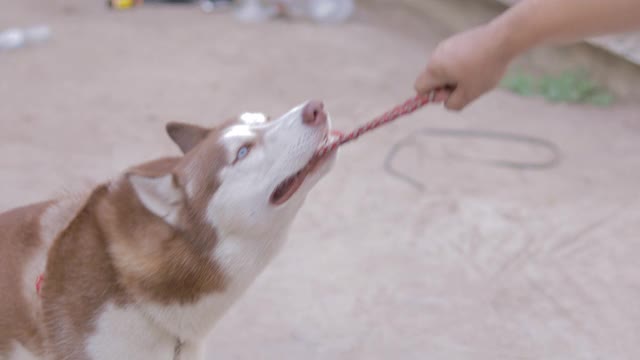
left=415, top=24, right=515, bottom=110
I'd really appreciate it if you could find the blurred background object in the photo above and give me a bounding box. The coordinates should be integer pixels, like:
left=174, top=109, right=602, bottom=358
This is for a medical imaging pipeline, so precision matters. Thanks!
left=107, top=0, right=144, bottom=9
left=0, top=25, right=51, bottom=51
left=200, top=0, right=233, bottom=13
left=233, top=0, right=355, bottom=23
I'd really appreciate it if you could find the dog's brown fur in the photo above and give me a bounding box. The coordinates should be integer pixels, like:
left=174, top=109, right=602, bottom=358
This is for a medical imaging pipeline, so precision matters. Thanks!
left=0, top=201, right=51, bottom=356
left=0, top=122, right=231, bottom=358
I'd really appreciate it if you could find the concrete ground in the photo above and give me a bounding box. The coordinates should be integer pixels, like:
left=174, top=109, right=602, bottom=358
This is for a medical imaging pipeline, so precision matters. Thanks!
left=2, top=1, right=640, bottom=359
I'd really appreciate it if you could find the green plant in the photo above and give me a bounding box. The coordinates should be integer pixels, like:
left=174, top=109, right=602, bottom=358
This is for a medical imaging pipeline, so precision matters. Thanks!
left=500, top=70, right=614, bottom=106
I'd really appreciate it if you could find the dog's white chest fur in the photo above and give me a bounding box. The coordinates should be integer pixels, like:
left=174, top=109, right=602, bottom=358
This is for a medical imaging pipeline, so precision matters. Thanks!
left=148, top=234, right=286, bottom=338
left=87, top=234, right=285, bottom=360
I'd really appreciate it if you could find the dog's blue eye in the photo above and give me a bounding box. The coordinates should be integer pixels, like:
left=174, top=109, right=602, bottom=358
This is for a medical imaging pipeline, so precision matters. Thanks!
left=236, top=146, right=250, bottom=161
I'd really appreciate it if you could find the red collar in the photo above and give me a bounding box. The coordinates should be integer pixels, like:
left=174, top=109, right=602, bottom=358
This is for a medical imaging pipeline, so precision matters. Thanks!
left=36, top=274, right=44, bottom=296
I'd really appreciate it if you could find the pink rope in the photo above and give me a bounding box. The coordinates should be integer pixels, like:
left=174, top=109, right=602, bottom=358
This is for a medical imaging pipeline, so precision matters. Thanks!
left=315, top=94, right=434, bottom=158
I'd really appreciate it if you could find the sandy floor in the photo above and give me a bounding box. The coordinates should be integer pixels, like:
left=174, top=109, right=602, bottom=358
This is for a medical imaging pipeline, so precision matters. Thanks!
left=2, top=1, right=640, bottom=359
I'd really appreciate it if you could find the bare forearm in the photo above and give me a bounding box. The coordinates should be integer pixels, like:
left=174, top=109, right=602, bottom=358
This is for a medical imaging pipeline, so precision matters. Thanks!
left=415, top=0, right=640, bottom=110
left=492, top=0, right=640, bottom=56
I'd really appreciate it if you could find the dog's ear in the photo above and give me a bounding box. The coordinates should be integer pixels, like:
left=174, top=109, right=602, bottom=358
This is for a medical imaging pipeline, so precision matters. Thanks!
left=166, top=122, right=210, bottom=154
left=127, top=172, right=183, bottom=226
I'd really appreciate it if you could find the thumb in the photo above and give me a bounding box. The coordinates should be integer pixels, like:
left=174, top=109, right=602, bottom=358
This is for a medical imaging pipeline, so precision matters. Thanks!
left=444, top=88, right=468, bottom=111
left=414, top=65, right=450, bottom=96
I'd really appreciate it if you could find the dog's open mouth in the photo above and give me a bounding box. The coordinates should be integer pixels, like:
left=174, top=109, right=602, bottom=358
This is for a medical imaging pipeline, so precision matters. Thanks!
left=270, top=131, right=340, bottom=205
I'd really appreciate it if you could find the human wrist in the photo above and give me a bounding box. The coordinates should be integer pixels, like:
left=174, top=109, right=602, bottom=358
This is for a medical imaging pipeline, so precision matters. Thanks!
left=486, top=10, right=538, bottom=61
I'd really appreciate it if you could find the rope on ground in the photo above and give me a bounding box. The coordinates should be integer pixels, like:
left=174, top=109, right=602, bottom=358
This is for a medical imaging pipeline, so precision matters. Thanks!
left=384, top=128, right=562, bottom=191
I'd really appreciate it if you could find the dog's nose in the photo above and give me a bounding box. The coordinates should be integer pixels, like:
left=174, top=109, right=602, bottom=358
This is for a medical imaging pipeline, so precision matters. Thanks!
left=302, top=100, right=326, bottom=126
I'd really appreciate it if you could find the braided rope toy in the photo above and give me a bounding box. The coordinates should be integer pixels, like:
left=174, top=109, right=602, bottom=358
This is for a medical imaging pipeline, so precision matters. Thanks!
left=315, top=93, right=435, bottom=158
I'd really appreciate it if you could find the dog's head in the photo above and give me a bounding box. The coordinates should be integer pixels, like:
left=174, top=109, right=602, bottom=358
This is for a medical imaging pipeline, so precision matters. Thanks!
left=126, top=100, right=338, bottom=238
